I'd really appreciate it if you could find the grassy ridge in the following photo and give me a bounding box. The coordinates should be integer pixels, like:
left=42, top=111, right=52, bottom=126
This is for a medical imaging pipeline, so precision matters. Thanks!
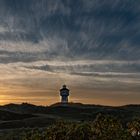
left=0, top=103, right=140, bottom=129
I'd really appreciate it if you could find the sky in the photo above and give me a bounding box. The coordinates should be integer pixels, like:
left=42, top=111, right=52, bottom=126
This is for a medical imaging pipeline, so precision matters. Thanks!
left=0, top=0, right=140, bottom=106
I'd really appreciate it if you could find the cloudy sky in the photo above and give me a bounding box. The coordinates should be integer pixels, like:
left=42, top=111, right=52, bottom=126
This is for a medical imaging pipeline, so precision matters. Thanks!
left=0, top=0, right=140, bottom=106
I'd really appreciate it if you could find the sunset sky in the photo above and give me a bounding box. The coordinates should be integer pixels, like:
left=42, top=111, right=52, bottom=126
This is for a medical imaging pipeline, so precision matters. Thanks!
left=0, top=0, right=140, bottom=106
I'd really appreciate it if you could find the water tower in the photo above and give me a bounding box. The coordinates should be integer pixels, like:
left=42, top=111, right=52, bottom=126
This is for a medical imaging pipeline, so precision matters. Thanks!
left=60, top=85, right=69, bottom=103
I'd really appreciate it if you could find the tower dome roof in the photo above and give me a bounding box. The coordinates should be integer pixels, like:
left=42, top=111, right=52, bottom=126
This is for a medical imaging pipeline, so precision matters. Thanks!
left=63, top=85, right=66, bottom=88
left=60, top=85, right=69, bottom=91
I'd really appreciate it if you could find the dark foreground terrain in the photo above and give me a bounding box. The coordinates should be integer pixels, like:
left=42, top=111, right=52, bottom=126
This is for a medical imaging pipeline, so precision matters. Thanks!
left=0, top=103, right=139, bottom=139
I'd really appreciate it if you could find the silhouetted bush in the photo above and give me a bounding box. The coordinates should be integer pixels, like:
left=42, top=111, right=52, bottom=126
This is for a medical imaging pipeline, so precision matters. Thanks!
left=0, top=114, right=139, bottom=140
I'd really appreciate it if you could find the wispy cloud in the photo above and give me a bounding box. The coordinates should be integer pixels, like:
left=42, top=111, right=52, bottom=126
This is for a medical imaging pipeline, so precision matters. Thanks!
left=0, top=0, right=139, bottom=105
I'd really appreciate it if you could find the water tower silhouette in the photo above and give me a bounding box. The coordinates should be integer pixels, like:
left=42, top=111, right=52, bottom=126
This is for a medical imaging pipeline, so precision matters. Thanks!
left=60, top=85, right=69, bottom=103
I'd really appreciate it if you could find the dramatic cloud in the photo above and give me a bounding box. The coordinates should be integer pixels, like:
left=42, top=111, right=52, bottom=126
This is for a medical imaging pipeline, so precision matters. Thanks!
left=0, top=0, right=139, bottom=105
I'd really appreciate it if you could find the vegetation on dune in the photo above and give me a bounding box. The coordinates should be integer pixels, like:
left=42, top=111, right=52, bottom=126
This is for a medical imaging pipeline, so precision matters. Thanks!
left=0, top=114, right=139, bottom=140
left=0, top=109, right=35, bottom=121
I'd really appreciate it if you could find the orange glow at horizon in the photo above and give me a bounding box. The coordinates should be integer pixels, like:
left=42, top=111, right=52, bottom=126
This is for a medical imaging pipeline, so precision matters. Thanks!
left=0, top=87, right=140, bottom=106
left=0, top=63, right=139, bottom=106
